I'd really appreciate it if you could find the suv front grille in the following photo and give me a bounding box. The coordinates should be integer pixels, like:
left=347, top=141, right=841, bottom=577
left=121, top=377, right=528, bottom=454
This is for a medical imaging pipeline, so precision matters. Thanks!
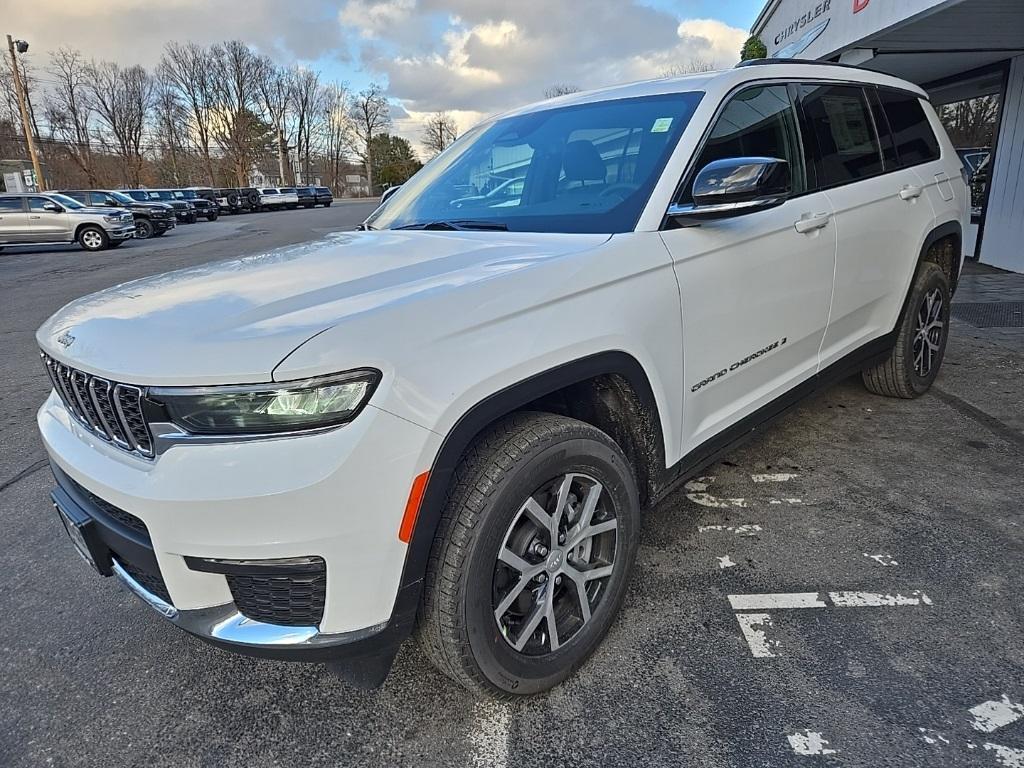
left=226, top=561, right=327, bottom=627
left=42, top=352, right=154, bottom=458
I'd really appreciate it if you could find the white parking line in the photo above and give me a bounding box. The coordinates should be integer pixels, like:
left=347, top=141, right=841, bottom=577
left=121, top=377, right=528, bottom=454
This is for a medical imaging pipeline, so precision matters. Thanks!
left=735, top=613, right=778, bottom=657
left=751, top=473, right=800, bottom=483
left=969, top=695, right=1024, bottom=733
left=468, top=701, right=511, bottom=768
left=717, top=555, right=737, bottom=569
left=864, top=554, right=899, bottom=566
left=787, top=730, right=838, bottom=756
left=984, top=743, right=1024, bottom=767
left=685, top=477, right=749, bottom=508
left=829, top=591, right=932, bottom=607
left=729, top=593, right=827, bottom=610
left=699, top=524, right=762, bottom=536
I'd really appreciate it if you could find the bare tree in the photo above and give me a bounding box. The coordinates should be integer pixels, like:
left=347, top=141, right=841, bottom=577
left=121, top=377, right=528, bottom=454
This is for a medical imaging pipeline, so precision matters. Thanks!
left=544, top=84, right=581, bottom=99
left=421, top=111, right=457, bottom=158
left=160, top=42, right=218, bottom=185
left=44, top=48, right=96, bottom=184
left=320, top=82, right=351, bottom=194
left=288, top=67, right=324, bottom=185
left=86, top=60, right=154, bottom=186
left=661, top=59, right=716, bottom=77
left=256, top=55, right=292, bottom=184
left=209, top=41, right=270, bottom=186
left=349, top=83, right=391, bottom=194
left=152, top=79, right=191, bottom=185
left=938, top=95, right=1001, bottom=147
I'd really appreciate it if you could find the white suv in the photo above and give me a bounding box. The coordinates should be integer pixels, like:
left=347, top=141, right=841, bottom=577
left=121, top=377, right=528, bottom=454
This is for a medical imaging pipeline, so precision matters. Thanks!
left=37, top=61, right=967, bottom=697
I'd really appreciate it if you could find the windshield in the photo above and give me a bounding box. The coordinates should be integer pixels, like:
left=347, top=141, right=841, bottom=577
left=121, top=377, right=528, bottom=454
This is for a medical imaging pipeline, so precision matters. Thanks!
left=178, top=190, right=196, bottom=199
left=48, top=193, right=85, bottom=210
left=150, top=191, right=174, bottom=201
left=109, top=191, right=135, bottom=205
left=367, top=92, right=702, bottom=234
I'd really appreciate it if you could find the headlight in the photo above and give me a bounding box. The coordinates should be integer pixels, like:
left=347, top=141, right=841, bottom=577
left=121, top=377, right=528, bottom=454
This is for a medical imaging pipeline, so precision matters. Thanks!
left=148, top=370, right=380, bottom=435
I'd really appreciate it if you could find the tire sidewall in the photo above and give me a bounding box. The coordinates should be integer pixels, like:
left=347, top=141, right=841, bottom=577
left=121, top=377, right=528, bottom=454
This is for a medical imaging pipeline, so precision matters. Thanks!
left=462, top=434, right=639, bottom=695
left=900, top=266, right=951, bottom=394
left=135, top=219, right=153, bottom=239
left=79, top=226, right=108, bottom=251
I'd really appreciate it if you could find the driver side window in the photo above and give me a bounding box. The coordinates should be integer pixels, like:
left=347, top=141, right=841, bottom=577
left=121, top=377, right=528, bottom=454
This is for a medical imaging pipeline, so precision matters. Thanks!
left=28, top=196, right=56, bottom=212
left=684, top=85, right=806, bottom=203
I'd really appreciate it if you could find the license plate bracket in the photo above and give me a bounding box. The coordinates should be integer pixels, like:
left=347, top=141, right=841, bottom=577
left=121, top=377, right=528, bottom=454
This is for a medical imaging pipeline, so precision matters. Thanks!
left=54, top=501, right=103, bottom=574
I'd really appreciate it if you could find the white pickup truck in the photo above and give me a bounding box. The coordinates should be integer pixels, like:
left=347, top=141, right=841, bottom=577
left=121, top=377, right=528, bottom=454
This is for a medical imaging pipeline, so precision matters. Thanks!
left=258, top=187, right=299, bottom=211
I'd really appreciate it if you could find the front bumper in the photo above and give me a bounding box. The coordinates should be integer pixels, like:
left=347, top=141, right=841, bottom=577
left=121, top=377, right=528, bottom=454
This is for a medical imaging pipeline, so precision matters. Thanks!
left=153, top=218, right=176, bottom=233
left=39, top=390, right=439, bottom=662
left=109, top=225, right=136, bottom=240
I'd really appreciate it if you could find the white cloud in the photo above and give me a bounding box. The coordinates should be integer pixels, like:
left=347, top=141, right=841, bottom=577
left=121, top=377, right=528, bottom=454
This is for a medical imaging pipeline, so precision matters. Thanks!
left=339, top=0, right=417, bottom=39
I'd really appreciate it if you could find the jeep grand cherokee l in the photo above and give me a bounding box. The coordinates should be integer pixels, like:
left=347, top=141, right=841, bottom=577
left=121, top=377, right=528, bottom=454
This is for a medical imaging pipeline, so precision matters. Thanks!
left=37, top=62, right=968, bottom=697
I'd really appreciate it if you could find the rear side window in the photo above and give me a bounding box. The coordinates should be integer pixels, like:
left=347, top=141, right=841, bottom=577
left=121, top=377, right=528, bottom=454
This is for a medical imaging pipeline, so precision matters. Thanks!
left=877, top=89, right=941, bottom=166
left=0, top=197, right=23, bottom=212
left=686, top=85, right=807, bottom=200
left=800, top=84, right=884, bottom=187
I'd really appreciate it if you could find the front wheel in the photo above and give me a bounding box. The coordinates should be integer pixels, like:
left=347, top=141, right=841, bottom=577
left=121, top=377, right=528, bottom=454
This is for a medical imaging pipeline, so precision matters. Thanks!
left=134, top=219, right=154, bottom=239
left=417, top=412, right=639, bottom=697
left=863, top=262, right=951, bottom=398
left=206, top=213, right=219, bottom=221
left=78, top=226, right=109, bottom=252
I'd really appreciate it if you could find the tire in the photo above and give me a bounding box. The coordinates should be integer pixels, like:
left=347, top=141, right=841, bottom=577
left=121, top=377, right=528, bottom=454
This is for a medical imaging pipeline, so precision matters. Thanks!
left=247, top=191, right=260, bottom=208
left=863, top=262, right=951, bottom=399
left=78, top=226, right=109, bottom=252
left=226, top=191, right=240, bottom=209
left=417, top=412, right=640, bottom=698
left=206, top=213, right=218, bottom=222
left=134, top=219, right=154, bottom=240
left=324, top=202, right=332, bottom=207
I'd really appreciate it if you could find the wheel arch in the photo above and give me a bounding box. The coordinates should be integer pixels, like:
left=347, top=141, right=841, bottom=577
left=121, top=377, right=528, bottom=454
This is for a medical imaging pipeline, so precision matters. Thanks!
left=398, top=351, right=665, bottom=595
left=919, top=220, right=962, bottom=294
left=74, top=221, right=104, bottom=243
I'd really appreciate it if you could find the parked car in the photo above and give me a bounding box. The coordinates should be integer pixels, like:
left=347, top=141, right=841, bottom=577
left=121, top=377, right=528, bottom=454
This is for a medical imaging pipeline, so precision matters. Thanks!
left=314, top=186, right=333, bottom=207
left=119, top=189, right=196, bottom=224
left=237, top=187, right=262, bottom=212
left=59, top=189, right=175, bottom=240
left=294, top=186, right=317, bottom=208
left=257, top=187, right=298, bottom=211
left=171, top=189, right=219, bottom=221
left=0, top=192, right=134, bottom=251
left=36, top=61, right=968, bottom=698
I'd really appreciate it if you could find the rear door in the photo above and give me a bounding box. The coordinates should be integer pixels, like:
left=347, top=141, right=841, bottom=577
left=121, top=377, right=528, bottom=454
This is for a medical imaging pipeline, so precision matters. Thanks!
left=802, top=83, right=937, bottom=368
left=660, top=84, right=837, bottom=450
left=0, top=197, right=32, bottom=243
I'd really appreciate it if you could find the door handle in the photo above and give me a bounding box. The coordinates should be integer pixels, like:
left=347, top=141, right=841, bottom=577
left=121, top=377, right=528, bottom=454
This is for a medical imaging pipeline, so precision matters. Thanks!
left=794, top=213, right=830, bottom=234
left=29, top=215, right=41, bottom=219
left=899, top=185, right=923, bottom=201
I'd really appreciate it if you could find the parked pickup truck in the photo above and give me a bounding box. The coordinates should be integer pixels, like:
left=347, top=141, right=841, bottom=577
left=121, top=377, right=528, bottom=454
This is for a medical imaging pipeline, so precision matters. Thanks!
left=36, top=61, right=968, bottom=698
left=119, top=189, right=196, bottom=224
left=258, top=187, right=299, bottom=211
left=0, top=192, right=134, bottom=251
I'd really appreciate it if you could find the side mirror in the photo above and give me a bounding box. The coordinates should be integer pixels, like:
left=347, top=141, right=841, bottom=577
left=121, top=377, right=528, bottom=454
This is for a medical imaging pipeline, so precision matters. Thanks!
left=668, top=157, right=790, bottom=223
left=42, top=202, right=62, bottom=213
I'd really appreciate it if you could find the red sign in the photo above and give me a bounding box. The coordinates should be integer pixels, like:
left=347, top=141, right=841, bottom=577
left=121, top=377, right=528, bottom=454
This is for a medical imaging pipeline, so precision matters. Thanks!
left=854, top=0, right=870, bottom=12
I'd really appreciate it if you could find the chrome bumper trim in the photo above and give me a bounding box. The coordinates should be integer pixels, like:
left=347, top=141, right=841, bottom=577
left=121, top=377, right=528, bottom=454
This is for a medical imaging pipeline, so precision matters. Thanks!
left=111, top=558, right=386, bottom=649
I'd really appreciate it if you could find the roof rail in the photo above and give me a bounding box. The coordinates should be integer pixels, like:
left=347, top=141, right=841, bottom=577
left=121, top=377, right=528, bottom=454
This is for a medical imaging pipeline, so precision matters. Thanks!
left=735, top=57, right=871, bottom=72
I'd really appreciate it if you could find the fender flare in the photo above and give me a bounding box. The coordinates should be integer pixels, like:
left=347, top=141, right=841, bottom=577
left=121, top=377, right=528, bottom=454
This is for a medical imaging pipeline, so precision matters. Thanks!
left=893, top=219, right=962, bottom=331
left=394, top=351, right=663, bottom=600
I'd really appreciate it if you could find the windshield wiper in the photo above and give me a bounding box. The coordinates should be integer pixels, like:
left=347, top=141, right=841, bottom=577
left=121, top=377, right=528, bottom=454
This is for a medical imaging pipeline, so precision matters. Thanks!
left=393, top=219, right=508, bottom=231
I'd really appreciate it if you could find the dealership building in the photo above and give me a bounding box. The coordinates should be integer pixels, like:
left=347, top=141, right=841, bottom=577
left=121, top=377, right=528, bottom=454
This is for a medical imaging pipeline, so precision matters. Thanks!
left=751, top=0, right=1024, bottom=273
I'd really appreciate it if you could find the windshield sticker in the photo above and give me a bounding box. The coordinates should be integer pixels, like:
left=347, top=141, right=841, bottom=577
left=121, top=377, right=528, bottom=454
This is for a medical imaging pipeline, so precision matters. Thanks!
left=651, top=117, right=673, bottom=133
left=691, top=337, right=788, bottom=394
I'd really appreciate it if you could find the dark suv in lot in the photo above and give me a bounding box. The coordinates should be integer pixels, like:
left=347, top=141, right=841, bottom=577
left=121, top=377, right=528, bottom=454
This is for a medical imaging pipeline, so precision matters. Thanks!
left=119, top=189, right=196, bottom=224
left=315, top=186, right=333, bottom=207
left=59, top=189, right=175, bottom=240
left=295, top=186, right=317, bottom=208
left=170, top=189, right=219, bottom=221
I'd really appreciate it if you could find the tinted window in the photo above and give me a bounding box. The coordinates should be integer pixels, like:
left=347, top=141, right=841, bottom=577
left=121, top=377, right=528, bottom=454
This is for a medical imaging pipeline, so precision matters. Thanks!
left=878, top=89, right=941, bottom=166
left=28, top=196, right=56, bottom=212
left=88, top=191, right=115, bottom=206
left=0, top=197, right=23, bottom=212
left=801, top=85, right=884, bottom=186
left=687, top=85, right=806, bottom=200
left=368, top=92, right=703, bottom=234
left=62, top=191, right=89, bottom=204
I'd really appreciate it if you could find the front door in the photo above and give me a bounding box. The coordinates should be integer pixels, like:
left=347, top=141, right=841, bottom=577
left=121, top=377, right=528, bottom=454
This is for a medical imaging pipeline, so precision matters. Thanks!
left=27, top=196, right=71, bottom=242
left=660, top=84, right=837, bottom=452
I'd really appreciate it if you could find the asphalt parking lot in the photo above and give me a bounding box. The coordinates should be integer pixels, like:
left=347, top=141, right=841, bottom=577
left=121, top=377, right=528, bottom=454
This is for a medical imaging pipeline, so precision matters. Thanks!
left=1, top=209, right=1022, bottom=767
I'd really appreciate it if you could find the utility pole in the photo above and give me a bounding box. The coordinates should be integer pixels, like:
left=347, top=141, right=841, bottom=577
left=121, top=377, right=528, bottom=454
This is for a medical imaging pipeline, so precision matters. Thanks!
left=6, top=35, right=45, bottom=191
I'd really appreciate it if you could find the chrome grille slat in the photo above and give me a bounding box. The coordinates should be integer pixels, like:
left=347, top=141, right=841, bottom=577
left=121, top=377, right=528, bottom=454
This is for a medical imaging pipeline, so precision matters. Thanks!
left=40, top=353, right=154, bottom=459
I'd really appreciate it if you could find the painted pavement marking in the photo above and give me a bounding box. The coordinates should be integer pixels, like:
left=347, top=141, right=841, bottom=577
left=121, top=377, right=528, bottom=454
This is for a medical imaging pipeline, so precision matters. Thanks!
left=787, top=730, right=838, bottom=756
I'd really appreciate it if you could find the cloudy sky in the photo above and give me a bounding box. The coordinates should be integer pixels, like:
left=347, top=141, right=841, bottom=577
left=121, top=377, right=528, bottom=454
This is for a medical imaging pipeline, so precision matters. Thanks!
left=8, top=0, right=763, bottom=148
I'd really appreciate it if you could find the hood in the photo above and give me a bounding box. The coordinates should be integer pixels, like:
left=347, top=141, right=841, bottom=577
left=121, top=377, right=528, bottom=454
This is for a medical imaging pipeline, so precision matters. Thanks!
left=128, top=201, right=173, bottom=212
left=37, top=230, right=608, bottom=386
left=77, top=206, right=132, bottom=216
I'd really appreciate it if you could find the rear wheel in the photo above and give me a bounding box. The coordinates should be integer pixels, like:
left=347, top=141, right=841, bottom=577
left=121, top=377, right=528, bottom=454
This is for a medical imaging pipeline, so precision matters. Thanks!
left=863, top=262, right=951, bottom=398
left=206, top=213, right=219, bottom=221
left=417, top=412, right=639, bottom=697
left=134, top=219, right=154, bottom=239
left=78, top=226, right=109, bottom=252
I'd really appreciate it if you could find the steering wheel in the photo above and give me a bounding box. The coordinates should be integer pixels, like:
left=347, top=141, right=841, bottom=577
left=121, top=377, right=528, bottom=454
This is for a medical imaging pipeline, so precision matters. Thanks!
left=598, top=183, right=638, bottom=201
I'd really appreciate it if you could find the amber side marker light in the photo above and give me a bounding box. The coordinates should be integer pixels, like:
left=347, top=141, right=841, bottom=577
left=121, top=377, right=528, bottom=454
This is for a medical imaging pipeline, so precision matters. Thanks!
left=399, top=472, right=430, bottom=543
